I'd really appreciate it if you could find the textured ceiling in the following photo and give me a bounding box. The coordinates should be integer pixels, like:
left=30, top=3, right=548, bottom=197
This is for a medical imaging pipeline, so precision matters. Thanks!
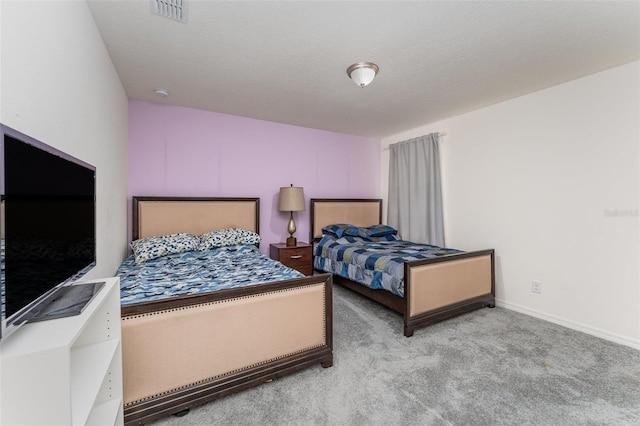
left=87, top=1, right=640, bottom=139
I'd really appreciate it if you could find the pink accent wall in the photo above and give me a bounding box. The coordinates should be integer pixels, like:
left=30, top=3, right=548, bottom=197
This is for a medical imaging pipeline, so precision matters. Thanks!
left=128, top=100, right=381, bottom=251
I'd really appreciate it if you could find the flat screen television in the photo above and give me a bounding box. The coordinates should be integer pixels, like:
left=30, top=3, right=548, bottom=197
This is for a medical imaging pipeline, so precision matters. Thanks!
left=0, top=124, right=98, bottom=341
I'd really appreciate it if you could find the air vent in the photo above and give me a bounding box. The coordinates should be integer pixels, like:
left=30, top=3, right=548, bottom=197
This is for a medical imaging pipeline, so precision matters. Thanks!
left=150, top=0, right=188, bottom=23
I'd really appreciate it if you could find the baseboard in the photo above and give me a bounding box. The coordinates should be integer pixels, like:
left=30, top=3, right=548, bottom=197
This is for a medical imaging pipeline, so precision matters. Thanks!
left=495, top=298, right=640, bottom=351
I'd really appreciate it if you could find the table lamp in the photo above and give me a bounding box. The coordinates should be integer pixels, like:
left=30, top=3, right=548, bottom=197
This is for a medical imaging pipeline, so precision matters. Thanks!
left=278, top=184, right=305, bottom=246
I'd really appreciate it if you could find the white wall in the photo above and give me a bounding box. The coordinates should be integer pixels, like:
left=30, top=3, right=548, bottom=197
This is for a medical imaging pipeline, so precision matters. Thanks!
left=1, top=0, right=129, bottom=277
left=382, top=61, right=640, bottom=349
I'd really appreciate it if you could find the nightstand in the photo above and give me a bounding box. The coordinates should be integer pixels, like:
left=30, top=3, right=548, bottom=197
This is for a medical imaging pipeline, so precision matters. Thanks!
left=269, top=242, right=313, bottom=276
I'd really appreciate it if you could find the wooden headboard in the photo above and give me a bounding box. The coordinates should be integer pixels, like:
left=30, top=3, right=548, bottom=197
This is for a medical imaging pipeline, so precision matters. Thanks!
left=132, top=196, right=260, bottom=240
left=310, top=198, right=382, bottom=241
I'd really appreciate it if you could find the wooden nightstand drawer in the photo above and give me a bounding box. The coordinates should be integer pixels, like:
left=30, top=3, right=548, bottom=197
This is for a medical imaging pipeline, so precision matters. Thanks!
left=269, top=242, right=313, bottom=276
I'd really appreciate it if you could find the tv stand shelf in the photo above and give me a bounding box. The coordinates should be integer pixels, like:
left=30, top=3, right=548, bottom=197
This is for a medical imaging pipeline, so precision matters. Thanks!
left=0, top=277, right=123, bottom=425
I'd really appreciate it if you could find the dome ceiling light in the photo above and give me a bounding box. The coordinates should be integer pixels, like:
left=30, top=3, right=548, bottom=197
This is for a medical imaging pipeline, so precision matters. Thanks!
left=346, top=62, right=379, bottom=88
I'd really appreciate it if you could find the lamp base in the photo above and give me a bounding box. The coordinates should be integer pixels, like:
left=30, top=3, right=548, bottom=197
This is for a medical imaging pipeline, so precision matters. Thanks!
left=286, top=236, right=297, bottom=247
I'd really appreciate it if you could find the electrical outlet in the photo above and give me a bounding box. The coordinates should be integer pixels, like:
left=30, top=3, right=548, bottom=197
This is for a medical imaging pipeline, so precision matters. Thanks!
left=531, top=280, right=542, bottom=294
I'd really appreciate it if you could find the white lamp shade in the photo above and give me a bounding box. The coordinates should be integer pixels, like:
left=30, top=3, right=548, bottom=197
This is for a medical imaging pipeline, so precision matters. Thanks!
left=350, top=67, right=376, bottom=87
left=347, top=62, right=379, bottom=87
left=278, top=186, right=305, bottom=212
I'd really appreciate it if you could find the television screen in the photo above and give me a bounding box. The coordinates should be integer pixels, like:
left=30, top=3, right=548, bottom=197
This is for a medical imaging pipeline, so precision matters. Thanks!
left=0, top=124, right=96, bottom=340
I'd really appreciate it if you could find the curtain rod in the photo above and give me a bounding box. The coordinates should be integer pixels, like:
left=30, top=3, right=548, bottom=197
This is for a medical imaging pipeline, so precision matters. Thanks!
left=382, top=132, right=447, bottom=151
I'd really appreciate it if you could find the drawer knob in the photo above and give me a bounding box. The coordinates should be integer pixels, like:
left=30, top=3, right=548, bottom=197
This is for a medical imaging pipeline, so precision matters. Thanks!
left=290, top=255, right=302, bottom=259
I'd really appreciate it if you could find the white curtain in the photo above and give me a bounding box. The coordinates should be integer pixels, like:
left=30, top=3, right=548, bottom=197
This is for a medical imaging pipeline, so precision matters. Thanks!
left=387, top=133, right=444, bottom=246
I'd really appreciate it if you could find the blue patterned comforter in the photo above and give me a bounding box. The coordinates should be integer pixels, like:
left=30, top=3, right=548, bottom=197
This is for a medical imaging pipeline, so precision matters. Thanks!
left=117, top=244, right=304, bottom=305
left=314, top=236, right=460, bottom=297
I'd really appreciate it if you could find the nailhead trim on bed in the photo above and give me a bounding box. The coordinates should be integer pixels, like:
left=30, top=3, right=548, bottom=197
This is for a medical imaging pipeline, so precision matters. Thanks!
left=123, top=283, right=327, bottom=407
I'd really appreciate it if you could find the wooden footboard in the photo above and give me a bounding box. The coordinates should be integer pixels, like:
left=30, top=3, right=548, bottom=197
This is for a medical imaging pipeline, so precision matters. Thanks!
left=120, top=274, right=333, bottom=425
left=330, top=250, right=494, bottom=337
left=404, top=249, right=495, bottom=336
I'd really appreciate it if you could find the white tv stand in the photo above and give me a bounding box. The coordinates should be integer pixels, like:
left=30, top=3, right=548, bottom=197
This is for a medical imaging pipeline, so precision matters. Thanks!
left=0, top=277, right=123, bottom=425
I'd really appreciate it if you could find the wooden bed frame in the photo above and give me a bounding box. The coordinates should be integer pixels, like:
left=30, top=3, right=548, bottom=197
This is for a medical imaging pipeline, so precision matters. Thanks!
left=121, top=197, right=333, bottom=425
left=310, top=198, right=494, bottom=337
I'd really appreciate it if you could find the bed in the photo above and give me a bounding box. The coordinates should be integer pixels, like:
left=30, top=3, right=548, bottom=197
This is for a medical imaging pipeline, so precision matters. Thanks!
left=310, top=198, right=494, bottom=337
left=119, top=197, right=333, bottom=425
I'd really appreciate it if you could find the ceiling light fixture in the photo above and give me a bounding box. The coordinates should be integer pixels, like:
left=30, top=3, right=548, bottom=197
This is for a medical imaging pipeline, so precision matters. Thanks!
left=153, top=88, right=169, bottom=97
left=346, top=62, right=379, bottom=88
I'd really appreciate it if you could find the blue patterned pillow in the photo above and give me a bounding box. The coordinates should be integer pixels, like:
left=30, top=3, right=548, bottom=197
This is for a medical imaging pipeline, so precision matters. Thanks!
left=367, top=234, right=400, bottom=242
left=343, top=226, right=361, bottom=237
left=357, top=224, right=398, bottom=238
left=198, top=228, right=260, bottom=251
left=335, top=235, right=367, bottom=244
left=131, top=233, right=200, bottom=264
left=322, top=224, right=355, bottom=238
left=336, top=234, right=399, bottom=244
